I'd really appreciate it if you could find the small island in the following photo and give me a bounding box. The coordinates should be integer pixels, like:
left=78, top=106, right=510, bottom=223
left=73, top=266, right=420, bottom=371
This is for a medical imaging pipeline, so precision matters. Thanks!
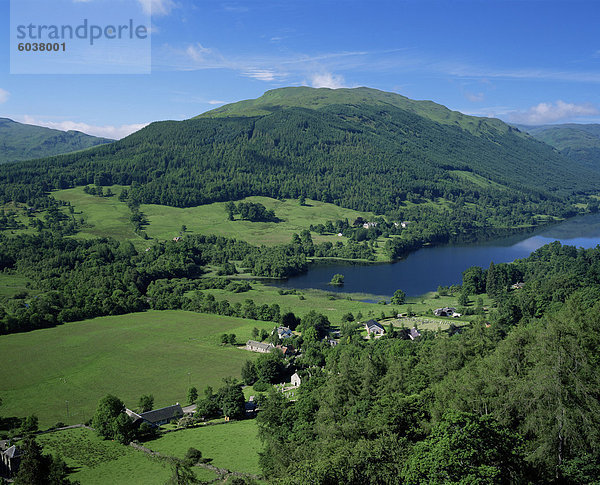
left=329, top=273, right=345, bottom=286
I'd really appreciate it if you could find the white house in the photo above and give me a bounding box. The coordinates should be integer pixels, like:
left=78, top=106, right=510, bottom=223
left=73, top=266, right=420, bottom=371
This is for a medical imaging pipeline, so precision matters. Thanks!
left=291, top=372, right=302, bottom=387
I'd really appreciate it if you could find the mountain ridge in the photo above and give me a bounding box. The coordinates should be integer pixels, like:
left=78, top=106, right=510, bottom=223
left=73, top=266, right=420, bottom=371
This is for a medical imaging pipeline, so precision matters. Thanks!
left=0, top=117, right=113, bottom=164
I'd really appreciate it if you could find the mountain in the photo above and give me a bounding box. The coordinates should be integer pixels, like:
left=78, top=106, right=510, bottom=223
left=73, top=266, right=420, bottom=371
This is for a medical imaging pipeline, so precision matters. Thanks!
left=0, top=87, right=598, bottom=237
left=518, top=123, right=600, bottom=169
left=0, top=118, right=113, bottom=164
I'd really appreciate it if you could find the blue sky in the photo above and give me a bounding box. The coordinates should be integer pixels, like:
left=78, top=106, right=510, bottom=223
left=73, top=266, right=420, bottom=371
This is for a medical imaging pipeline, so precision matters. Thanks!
left=1, top=0, right=599, bottom=138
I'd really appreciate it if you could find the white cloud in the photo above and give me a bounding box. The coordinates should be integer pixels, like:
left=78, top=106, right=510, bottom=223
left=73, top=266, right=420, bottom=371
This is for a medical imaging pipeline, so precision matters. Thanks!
left=186, top=43, right=215, bottom=63
left=508, top=100, right=600, bottom=125
left=208, top=100, right=226, bottom=105
left=243, top=69, right=281, bottom=82
left=309, top=72, right=346, bottom=89
left=19, top=116, right=148, bottom=140
left=137, top=0, right=176, bottom=16
left=0, top=88, right=9, bottom=104
left=464, top=92, right=484, bottom=103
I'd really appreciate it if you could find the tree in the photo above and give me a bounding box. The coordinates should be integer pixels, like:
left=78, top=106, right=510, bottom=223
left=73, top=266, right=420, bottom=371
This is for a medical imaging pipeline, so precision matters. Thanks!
left=391, top=289, right=406, bottom=305
left=219, top=380, right=246, bottom=420
left=298, top=195, right=306, bottom=206
left=227, top=333, right=237, bottom=345
left=14, top=437, right=74, bottom=485
left=225, top=201, right=236, bottom=221
left=112, top=412, right=136, bottom=445
left=20, top=414, right=39, bottom=434
left=458, top=290, right=469, bottom=307
left=280, top=311, right=300, bottom=330
left=330, top=274, right=344, bottom=286
left=92, top=394, right=126, bottom=440
left=402, top=411, right=525, bottom=484
left=165, top=457, right=199, bottom=485
left=251, top=327, right=259, bottom=339
left=184, top=447, right=203, bottom=466
left=241, top=360, right=257, bottom=385
left=187, top=387, right=198, bottom=405
left=180, top=224, right=187, bottom=233
left=341, top=312, right=355, bottom=323
left=220, top=333, right=229, bottom=345
left=138, top=394, right=154, bottom=413
left=13, top=438, right=47, bottom=485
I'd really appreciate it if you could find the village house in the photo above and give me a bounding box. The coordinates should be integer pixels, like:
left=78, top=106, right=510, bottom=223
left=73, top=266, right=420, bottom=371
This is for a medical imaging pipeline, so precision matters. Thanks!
left=365, top=319, right=385, bottom=338
left=274, top=326, right=293, bottom=339
left=408, top=327, right=421, bottom=340
left=291, top=372, right=302, bottom=387
left=246, top=340, right=275, bottom=353
left=275, top=344, right=295, bottom=357
left=126, top=403, right=184, bottom=427
left=433, top=307, right=458, bottom=317
left=0, top=441, right=23, bottom=478
left=511, top=282, right=525, bottom=290
left=362, top=222, right=378, bottom=229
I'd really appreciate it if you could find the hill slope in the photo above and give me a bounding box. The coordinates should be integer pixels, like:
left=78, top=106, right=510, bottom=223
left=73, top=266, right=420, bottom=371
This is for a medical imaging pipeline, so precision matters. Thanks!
left=0, top=118, right=113, bottom=164
left=0, top=88, right=597, bottom=237
left=520, top=123, right=600, bottom=169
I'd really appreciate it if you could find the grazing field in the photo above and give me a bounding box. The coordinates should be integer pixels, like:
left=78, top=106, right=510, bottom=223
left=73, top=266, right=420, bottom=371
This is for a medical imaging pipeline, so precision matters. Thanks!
left=52, top=186, right=384, bottom=250
left=0, top=272, right=32, bottom=298
left=51, top=185, right=140, bottom=242
left=38, top=427, right=173, bottom=485
left=198, top=281, right=476, bottom=328
left=148, top=420, right=262, bottom=476
left=0, top=311, right=274, bottom=428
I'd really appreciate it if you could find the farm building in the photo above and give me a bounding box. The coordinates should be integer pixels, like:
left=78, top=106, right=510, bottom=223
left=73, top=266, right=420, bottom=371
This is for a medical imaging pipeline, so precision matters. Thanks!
left=365, top=319, right=385, bottom=337
left=246, top=340, right=275, bottom=353
left=126, top=404, right=184, bottom=427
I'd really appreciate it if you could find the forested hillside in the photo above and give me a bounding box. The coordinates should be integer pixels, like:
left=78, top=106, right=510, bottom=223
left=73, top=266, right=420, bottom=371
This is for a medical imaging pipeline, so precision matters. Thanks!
left=0, top=88, right=597, bottom=250
left=0, top=118, right=113, bottom=164
left=256, top=241, right=600, bottom=484
left=522, top=123, right=600, bottom=169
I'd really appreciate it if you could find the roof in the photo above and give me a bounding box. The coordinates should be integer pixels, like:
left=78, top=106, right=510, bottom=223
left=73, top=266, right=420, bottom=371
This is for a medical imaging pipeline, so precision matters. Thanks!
left=246, top=340, right=274, bottom=351
left=4, top=445, right=23, bottom=459
left=365, top=319, right=385, bottom=332
left=409, top=327, right=421, bottom=339
left=139, top=404, right=183, bottom=424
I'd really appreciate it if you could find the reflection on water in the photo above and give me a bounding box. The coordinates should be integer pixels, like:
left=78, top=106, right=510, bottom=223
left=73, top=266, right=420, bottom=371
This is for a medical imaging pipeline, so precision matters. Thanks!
left=270, top=214, right=600, bottom=297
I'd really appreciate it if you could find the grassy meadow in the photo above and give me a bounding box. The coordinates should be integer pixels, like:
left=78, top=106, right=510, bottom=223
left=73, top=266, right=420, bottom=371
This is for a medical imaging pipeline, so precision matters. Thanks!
left=197, top=281, right=476, bottom=328
left=0, top=311, right=275, bottom=428
left=52, top=186, right=381, bottom=249
left=38, top=427, right=173, bottom=485
left=148, top=420, right=262, bottom=476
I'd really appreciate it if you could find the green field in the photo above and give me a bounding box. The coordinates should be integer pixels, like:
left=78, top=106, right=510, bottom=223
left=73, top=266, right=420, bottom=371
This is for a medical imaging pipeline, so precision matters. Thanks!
left=148, top=420, right=262, bottom=476
left=38, top=427, right=173, bottom=485
left=198, top=281, right=475, bottom=327
left=52, top=186, right=379, bottom=247
left=0, top=311, right=275, bottom=427
left=0, top=272, right=32, bottom=298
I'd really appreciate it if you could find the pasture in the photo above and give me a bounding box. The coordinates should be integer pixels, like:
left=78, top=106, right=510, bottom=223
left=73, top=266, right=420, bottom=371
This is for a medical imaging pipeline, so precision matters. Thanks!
left=0, top=311, right=274, bottom=428
left=38, top=427, right=173, bottom=485
left=147, top=419, right=262, bottom=477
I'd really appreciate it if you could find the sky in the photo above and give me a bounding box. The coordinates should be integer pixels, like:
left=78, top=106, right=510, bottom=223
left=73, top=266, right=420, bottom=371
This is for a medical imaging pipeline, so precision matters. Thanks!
left=1, top=0, right=599, bottom=139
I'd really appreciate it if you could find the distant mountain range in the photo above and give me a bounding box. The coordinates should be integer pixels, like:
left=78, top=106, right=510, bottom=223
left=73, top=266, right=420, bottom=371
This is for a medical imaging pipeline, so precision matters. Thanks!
left=517, top=123, right=600, bottom=169
left=0, top=118, right=113, bottom=164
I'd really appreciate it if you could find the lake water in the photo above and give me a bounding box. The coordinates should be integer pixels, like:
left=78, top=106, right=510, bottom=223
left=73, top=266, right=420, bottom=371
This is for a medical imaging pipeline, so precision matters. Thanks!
left=270, top=214, right=600, bottom=297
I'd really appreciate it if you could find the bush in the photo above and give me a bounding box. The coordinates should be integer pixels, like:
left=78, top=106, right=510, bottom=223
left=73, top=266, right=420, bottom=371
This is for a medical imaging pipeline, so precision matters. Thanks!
left=253, top=381, right=271, bottom=392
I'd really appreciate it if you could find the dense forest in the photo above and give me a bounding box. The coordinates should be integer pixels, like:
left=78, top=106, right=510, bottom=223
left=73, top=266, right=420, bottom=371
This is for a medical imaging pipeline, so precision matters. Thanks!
left=0, top=229, right=376, bottom=335
left=255, top=241, right=600, bottom=484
